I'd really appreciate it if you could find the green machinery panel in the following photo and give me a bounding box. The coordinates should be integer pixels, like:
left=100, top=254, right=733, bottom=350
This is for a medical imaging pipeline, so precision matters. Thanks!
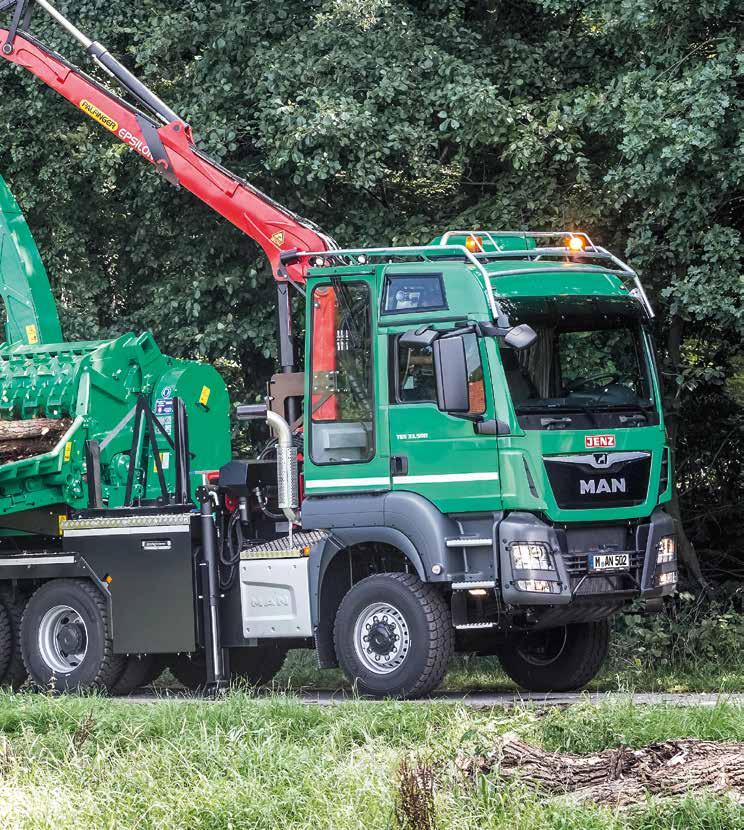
left=0, top=176, right=230, bottom=530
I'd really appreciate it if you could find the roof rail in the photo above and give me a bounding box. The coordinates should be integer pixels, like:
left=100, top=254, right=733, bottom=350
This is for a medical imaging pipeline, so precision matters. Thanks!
left=293, top=245, right=508, bottom=325
left=439, top=229, right=597, bottom=253
left=435, top=230, right=654, bottom=318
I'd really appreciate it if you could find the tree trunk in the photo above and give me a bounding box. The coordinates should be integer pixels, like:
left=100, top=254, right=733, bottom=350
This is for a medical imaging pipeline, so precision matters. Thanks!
left=664, top=315, right=710, bottom=593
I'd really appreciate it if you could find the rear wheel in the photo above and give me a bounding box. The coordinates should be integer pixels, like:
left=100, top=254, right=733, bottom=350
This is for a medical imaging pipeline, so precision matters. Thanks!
left=21, top=579, right=125, bottom=693
left=111, top=654, right=164, bottom=696
left=230, top=645, right=288, bottom=687
left=0, top=603, right=11, bottom=683
left=334, top=573, right=453, bottom=699
left=170, top=645, right=288, bottom=690
left=0, top=589, right=28, bottom=689
left=497, top=620, right=610, bottom=692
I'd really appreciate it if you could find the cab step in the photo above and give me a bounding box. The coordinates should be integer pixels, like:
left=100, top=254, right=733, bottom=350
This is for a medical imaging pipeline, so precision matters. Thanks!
left=445, top=537, right=492, bottom=548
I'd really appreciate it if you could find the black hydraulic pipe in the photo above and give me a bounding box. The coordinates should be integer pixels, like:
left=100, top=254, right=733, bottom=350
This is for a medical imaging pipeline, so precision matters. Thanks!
left=198, top=491, right=226, bottom=690
left=173, top=398, right=191, bottom=506
left=84, top=439, right=103, bottom=509
left=86, top=41, right=179, bottom=124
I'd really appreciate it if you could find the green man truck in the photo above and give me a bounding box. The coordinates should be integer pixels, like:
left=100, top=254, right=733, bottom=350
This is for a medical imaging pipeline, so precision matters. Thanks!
left=0, top=1, right=677, bottom=698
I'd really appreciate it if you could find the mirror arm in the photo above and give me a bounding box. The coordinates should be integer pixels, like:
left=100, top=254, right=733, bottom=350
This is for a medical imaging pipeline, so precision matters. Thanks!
left=478, top=322, right=510, bottom=338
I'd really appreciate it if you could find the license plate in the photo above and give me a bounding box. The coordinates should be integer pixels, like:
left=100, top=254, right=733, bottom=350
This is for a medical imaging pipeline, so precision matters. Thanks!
left=590, top=553, right=630, bottom=571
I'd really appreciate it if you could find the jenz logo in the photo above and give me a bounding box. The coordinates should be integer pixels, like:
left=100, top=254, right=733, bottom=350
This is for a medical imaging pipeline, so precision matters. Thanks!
left=585, top=434, right=616, bottom=449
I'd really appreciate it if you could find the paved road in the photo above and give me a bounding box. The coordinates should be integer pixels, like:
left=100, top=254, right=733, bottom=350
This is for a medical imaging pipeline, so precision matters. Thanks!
left=122, top=689, right=744, bottom=707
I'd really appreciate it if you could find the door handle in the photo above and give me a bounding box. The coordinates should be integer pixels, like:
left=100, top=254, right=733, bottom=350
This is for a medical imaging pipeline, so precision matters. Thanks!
left=391, top=455, right=409, bottom=476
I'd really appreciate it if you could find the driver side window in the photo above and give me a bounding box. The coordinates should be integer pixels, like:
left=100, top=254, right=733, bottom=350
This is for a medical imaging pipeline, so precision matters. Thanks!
left=310, top=283, right=375, bottom=465
left=394, top=334, right=486, bottom=415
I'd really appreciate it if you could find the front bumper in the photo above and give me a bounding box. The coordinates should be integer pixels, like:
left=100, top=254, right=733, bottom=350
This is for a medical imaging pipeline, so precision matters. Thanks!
left=497, top=508, right=677, bottom=606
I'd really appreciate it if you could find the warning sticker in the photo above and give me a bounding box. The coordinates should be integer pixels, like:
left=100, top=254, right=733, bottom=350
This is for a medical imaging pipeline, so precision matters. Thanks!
left=155, top=397, right=174, bottom=433
left=199, top=386, right=211, bottom=407
left=25, top=324, right=39, bottom=345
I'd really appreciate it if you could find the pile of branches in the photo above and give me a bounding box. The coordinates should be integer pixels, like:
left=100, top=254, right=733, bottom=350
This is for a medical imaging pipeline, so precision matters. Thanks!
left=458, top=734, right=744, bottom=806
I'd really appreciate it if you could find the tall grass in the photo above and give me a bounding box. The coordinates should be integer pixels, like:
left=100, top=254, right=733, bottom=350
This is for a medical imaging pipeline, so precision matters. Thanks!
left=0, top=693, right=741, bottom=829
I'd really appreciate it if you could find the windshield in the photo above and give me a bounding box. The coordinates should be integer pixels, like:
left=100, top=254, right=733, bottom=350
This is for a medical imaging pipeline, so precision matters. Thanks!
left=499, top=296, right=658, bottom=428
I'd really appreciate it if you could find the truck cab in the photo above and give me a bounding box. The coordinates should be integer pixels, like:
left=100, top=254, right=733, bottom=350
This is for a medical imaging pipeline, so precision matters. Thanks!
left=282, top=230, right=677, bottom=696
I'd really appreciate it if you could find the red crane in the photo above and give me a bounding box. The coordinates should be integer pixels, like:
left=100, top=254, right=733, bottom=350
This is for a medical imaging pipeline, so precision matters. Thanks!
left=0, top=0, right=339, bottom=391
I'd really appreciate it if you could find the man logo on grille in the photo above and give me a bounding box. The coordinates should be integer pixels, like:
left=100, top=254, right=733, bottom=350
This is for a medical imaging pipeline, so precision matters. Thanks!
left=580, top=478, right=627, bottom=495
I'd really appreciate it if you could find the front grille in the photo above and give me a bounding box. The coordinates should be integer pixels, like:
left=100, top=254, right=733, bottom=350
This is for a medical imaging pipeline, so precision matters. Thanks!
left=562, top=550, right=644, bottom=595
left=544, top=451, right=651, bottom=510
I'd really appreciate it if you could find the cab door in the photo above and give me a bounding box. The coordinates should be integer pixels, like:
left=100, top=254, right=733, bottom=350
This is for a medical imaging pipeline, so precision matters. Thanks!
left=302, top=277, right=391, bottom=496
left=387, top=328, right=501, bottom=514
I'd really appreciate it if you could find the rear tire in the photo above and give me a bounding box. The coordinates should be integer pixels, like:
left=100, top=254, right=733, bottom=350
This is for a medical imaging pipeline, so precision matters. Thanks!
left=0, top=589, right=28, bottom=689
left=21, top=579, right=125, bottom=693
left=334, top=573, right=453, bottom=699
left=170, top=645, right=288, bottom=690
left=0, top=603, right=11, bottom=683
left=111, top=654, right=164, bottom=696
left=230, top=645, right=288, bottom=687
left=497, top=620, right=610, bottom=692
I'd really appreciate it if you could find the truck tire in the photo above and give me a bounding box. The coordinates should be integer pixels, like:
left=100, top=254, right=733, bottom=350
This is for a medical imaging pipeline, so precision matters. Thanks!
left=0, top=590, right=28, bottom=689
left=333, top=572, right=453, bottom=699
left=0, top=603, right=11, bottom=683
left=170, top=645, right=288, bottom=690
left=21, top=579, right=125, bottom=693
left=111, top=654, right=164, bottom=696
left=230, top=644, right=288, bottom=687
left=497, top=621, right=610, bottom=693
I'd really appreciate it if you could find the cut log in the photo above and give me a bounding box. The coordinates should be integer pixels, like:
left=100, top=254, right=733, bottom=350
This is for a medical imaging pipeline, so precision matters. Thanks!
left=0, top=419, right=71, bottom=463
left=457, top=734, right=744, bottom=806
left=0, top=418, right=70, bottom=441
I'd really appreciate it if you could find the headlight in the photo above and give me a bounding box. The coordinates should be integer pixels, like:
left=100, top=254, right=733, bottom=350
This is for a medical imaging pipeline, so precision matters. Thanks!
left=510, top=543, right=553, bottom=571
left=515, top=579, right=561, bottom=594
left=657, top=536, right=676, bottom=564
left=657, top=570, right=677, bottom=587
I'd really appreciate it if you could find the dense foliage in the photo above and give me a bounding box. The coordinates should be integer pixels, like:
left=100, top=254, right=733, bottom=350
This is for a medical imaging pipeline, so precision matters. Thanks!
left=0, top=0, right=741, bottom=576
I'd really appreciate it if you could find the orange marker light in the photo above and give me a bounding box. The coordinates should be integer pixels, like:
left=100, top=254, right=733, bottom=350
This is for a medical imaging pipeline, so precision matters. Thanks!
left=465, top=235, right=484, bottom=253
left=566, top=236, right=585, bottom=252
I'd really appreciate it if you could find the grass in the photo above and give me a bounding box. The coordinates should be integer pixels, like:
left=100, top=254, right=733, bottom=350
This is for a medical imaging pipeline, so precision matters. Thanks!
left=0, top=693, right=742, bottom=829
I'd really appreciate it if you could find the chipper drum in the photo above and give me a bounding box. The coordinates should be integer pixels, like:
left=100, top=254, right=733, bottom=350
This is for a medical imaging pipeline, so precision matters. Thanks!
left=0, top=176, right=230, bottom=531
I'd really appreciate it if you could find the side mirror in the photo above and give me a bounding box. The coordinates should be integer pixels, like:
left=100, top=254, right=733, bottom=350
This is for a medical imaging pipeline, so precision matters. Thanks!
left=399, top=326, right=439, bottom=348
left=504, top=323, right=537, bottom=351
left=433, top=335, right=470, bottom=413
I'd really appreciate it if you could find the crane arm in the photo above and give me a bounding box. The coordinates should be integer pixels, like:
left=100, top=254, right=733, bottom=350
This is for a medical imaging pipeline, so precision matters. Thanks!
left=0, top=0, right=336, bottom=285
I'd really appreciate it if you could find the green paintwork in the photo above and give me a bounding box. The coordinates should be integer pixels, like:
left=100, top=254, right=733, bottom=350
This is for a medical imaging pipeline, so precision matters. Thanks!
left=0, top=332, right=231, bottom=523
left=0, top=176, right=62, bottom=345
left=303, top=246, right=670, bottom=524
left=0, top=177, right=230, bottom=527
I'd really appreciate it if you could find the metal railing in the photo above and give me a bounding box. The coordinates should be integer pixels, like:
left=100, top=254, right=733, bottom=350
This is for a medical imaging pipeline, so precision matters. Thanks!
left=295, top=231, right=654, bottom=322
left=435, top=230, right=654, bottom=318
left=295, top=245, right=506, bottom=324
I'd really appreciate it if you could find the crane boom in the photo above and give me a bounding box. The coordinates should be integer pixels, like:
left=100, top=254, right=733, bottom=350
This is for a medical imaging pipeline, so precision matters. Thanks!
left=0, top=0, right=336, bottom=287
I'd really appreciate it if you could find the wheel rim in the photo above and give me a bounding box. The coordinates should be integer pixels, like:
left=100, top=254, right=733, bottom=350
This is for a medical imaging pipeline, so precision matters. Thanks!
left=353, top=602, right=411, bottom=675
left=38, top=604, right=88, bottom=674
left=516, top=627, right=568, bottom=667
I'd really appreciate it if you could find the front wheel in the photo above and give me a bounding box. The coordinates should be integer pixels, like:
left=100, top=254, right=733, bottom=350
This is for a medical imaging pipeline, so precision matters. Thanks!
left=334, top=573, right=453, bottom=699
left=497, top=620, right=610, bottom=693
